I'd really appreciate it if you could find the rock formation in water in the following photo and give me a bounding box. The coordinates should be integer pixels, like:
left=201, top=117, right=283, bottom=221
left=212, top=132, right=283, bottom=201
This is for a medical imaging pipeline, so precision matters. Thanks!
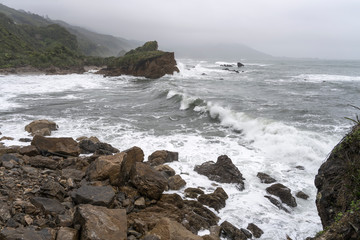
left=98, top=41, right=179, bottom=79
left=311, top=123, right=360, bottom=239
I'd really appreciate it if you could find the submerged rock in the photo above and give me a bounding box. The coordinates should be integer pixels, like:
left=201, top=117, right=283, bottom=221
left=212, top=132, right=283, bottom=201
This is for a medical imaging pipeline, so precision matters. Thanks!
left=257, top=172, right=276, bottom=184
left=220, top=221, right=248, bottom=240
left=194, top=155, right=245, bottom=190
left=197, top=187, right=228, bottom=211
left=247, top=223, right=264, bottom=238
left=266, top=183, right=297, bottom=207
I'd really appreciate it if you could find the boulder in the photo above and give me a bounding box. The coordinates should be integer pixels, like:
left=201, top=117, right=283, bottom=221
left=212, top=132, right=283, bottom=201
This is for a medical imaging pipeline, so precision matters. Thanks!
left=194, top=155, right=245, bottom=190
left=168, top=174, right=186, bottom=190
left=74, top=204, right=127, bottom=240
left=79, top=138, right=119, bottom=155
left=86, top=152, right=126, bottom=185
left=70, top=184, right=115, bottom=207
left=197, top=187, right=228, bottom=211
left=40, top=180, right=66, bottom=200
left=30, top=197, right=65, bottom=216
left=237, top=62, right=244, bottom=67
left=61, top=168, right=85, bottom=182
left=184, top=187, right=205, bottom=199
left=31, top=135, right=80, bottom=157
left=148, top=150, right=179, bottom=166
left=28, top=155, right=59, bottom=170
left=118, top=146, right=144, bottom=185
left=257, top=172, right=276, bottom=184
left=220, top=221, right=248, bottom=240
left=1, top=154, right=21, bottom=169
left=56, top=227, right=78, bottom=240
left=129, top=162, right=168, bottom=200
left=247, top=223, right=264, bottom=238
left=154, top=164, right=176, bottom=178
left=18, top=145, right=39, bottom=156
left=266, top=183, right=297, bottom=207
left=147, top=217, right=203, bottom=240
left=264, top=195, right=290, bottom=213
left=0, top=227, right=56, bottom=239
left=296, top=191, right=309, bottom=200
left=25, top=119, right=58, bottom=136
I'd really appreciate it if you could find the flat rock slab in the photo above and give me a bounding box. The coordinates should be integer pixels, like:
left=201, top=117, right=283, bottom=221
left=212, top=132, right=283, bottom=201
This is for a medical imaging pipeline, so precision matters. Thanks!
left=71, top=185, right=115, bottom=207
left=0, top=227, right=56, bottom=240
left=30, top=197, right=65, bottom=215
left=31, top=135, right=80, bottom=157
left=28, top=155, right=58, bottom=170
left=74, top=204, right=127, bottom=240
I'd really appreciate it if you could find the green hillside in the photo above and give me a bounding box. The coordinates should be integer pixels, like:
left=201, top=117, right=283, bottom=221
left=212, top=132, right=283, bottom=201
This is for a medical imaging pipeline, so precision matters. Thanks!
left=0, top=13, right=84, bottom=69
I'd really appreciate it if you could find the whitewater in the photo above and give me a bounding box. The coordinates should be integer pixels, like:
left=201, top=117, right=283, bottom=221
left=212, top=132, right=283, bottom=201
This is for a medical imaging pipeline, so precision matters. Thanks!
left=1, top=58, right=360, bottom=239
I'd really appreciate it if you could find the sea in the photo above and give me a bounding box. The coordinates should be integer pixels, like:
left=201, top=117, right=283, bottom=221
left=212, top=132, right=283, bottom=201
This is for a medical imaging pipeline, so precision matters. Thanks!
left=1, top=58, right=360, bottom=239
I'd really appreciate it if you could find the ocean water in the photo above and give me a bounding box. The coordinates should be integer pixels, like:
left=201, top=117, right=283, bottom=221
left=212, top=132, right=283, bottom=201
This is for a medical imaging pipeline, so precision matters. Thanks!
left=1, top=59, right=360, bottom=239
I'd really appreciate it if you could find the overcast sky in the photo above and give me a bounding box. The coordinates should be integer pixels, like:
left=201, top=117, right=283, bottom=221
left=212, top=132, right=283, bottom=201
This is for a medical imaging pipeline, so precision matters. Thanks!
left=2, top=0, right=360, bottom=59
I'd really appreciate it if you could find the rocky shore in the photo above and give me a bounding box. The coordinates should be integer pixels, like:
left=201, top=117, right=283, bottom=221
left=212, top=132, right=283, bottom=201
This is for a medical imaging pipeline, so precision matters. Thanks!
left=0, top=120, right=359, bottom=240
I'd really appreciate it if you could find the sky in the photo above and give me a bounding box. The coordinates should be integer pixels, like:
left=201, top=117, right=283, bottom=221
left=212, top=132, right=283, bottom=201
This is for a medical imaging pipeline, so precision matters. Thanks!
left=1, top=0, right=360, bottom=59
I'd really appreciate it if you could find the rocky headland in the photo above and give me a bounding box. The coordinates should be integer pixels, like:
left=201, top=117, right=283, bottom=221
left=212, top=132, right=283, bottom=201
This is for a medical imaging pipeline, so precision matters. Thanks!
left=98, top=41, right=180, bottom=79
left=0, top=120, right=359, bottom=240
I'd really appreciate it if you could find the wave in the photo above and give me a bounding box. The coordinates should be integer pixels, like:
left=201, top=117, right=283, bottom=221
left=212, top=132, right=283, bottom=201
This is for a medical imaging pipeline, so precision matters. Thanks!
left=167, top=90, right=206, bottom=110
left=295, top=74, right=360, bottom=82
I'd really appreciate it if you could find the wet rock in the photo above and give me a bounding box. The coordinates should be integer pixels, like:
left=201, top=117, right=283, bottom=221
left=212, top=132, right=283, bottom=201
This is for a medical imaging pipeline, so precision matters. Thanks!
left=74, top=204, right=127, bottom=240
left=70, top=184, right=115, bottom=207
left=129, top=162, right=168, bottom=200
left=264, top=195, right=290, bottom=213
left=183, top=200, right=219, bottom=233
left=296, top=191, right=309, bottom=200
left=19, top=138, right=32, bottom=143
left=0, top=136, right=14, bottom=141
left=148, top=217, right=202, bottom=240
left=220, top=221, right=248, bottom=240
left=79, top=138, right=119, bottom=155
left=18, top=145, right=39, bottom=156
left=56, top=227, right=78, bottom=240
left=266, top=183, right=297, bottom=207
left=41, top=180, right=66, bottom=200
left=257, top=172, right=276, bottom=184
left=168, top=174, right=186, bottom=190
left=118, top=146, right=144, bottom=185
left=28, top=155, right=59, bottom=170
left=0, top=227, right=56, bottom=240
left=148, top=150, right=178, bottom=166
left=194, top=155, right=245, bottom=190
left=87, top=152, right=125, bottom=185
left=198, top=187, right=228, bottom=211
left=184, top=187, right=205, bottom=198
left=31, top=135, right=80, bottom=157
left=247, top=223, right=264, bottom=238
left=30, top=197, right=65, bottom=216
left=25, top=119, right=58, bottom=136
left=154, top=164, right=176, bottom=178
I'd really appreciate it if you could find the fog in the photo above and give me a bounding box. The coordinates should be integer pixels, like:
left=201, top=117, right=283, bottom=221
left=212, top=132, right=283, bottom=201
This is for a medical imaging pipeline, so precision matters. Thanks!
left=2, top=0, right=360, bottom=59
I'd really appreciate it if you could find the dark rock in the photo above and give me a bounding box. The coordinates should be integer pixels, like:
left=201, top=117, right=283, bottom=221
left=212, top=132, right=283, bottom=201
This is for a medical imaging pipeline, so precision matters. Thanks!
left=86, top=152, right=125, bottom=185
left=18, top=145, right=39, bottom=156
left=56, top=227, right=78, bottom=240
left=168, top=174, right=186, bottom=190
left=61, top=168, right=85, bottom=181
left=30, top=197, right=65, bottom=215
left=0, top=227, right=56, bottom=240
left=148, top=150, right=179, bottom=166
left=31, top=135, right=80, bottom=157
left=221, top=221, right=248, bottom=240
left=296, top=191, right=309, bottom=200
left=184, top=187, right=204, bottom=198
left=118, top=146, right=144, bottom=185
left=28, top=155, right=59, bottom=170
left=74, top=204, right=127, bottom=240
left=237, top=62, right=244, bottom=67
left=295, top=165, right=305, bottom=170
left=25, top=119, right=58, bottom=136
left=129, top=162, right=168, bottom=200
left=264, top=195, right=290, bottom=213
left=198, top=187, right=228, bottom=211
left=79, top=139, right=119, bottom=154
left=19, top=138, right=32, bottom=142
left=70, top=184, right=115, bottom=207
left=194, top=155, right=245, bottom=190
left=257, top=172, right=276, bottom=184
left=1, top=154, right=21, bottom=169
left=247, top=223, right=264, bottom=238
left=40, top=180, right=66, bottom=200
left=241, top=228, right=252, bottom=238
left=266, top=183, right=297, bottom=207
left=154, top=164, right=176, bottom=178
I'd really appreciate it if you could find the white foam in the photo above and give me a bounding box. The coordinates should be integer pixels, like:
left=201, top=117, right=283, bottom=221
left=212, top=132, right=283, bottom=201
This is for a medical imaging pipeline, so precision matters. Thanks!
left=295, top=74, right=360, bottom=82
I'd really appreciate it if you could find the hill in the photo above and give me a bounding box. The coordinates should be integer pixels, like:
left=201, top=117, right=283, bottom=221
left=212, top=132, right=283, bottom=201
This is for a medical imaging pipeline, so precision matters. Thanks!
left=0, top=3, right=139, bottom=58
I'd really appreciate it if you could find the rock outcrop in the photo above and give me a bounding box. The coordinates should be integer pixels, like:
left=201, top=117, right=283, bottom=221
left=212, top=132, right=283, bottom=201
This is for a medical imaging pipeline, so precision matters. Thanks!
left=312, top=123, right=360, bottom=239
left=194, top=155, right=245, bottom=190
left=25, top=120, right=58, bottom=136
left=98, top=41, right=179, bottom=79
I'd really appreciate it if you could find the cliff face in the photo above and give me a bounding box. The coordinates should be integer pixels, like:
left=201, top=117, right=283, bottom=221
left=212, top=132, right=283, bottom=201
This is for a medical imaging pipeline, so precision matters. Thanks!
left=99, top=41, right=179, bottom=79
left=313, top=123, right=360, bottom=239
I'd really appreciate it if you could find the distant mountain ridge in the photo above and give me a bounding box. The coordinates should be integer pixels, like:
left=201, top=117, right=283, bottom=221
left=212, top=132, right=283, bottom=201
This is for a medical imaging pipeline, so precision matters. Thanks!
left=0, top=3, right=140, bottom=57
